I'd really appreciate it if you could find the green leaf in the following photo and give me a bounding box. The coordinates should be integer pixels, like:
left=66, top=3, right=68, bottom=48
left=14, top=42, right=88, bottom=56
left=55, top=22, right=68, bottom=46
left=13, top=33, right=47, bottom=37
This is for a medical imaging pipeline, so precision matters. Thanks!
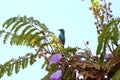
left=113, top=46, right=120, bottom=56
left=10, top=34, right=19, bottom=45
left=3, top=17, right=16, bottom=29
left=96, top=41, right=103, bottom=55
left=39, top=23, right=48, bottom=31
left=112, top=69, right=120, bottom=80
left=98, top=52, right=105, bottom=64
left=15, top=61, right=20, bottom=73
left=96, top=22, right=111, bottom=55
left=20, top=25, right=32, bottom=36
left=112, top=26, right=119, bottom=45
left=30, top=56, right=36, bottom=65
left=3, top=32, right=10, bottom=44
left=61, top=47, right=76, bottom=54
left=62, top=68, right=74, bottom=80
left=24, top=58, right=28, bottom=68
left=21, top=58, right=29, bottom=69
left=11, top=21, right=21, bottom=31
left=104, top=32, right=111, bottom=45
left=41, top=61, right=47, bottom=69
left=3, top=18, right=12, bottom=27
left=27, top=32, right=40, bottom=43
left=22, top=58, right=25, bottom=69
left=7, top=64, right=14, bottom=76
left=24, top=28, right=36, bottom=38
left=96, top=29, right=105, bottom=55
left=34, top=20, right=41, bottom=25
left=0, top=65, right=4, bottom=78
left=29, top=17, right=34, bottom=21
left=16, top=36, right=24, bottom=45
left=14, top=22, right=28, bottom=34
left=33, top=36, right=45, bottom=47
left=23, top=15, right=27, bottom=22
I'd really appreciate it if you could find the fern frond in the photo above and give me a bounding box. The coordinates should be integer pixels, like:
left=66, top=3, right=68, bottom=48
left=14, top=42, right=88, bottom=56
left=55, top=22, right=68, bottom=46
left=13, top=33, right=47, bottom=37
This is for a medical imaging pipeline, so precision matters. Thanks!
left=0, top=53, right=37, bottom=78
left=2, top=16, right=53, bottom=47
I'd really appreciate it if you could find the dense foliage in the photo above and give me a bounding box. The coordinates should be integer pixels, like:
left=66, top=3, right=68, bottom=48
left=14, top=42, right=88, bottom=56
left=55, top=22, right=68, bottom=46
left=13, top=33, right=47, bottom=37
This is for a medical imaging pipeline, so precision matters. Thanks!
left=0, top=0, right=120, bottom=80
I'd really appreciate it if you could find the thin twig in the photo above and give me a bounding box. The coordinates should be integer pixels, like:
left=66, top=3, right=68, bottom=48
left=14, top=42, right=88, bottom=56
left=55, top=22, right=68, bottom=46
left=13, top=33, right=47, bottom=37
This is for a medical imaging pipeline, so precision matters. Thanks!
left=107, top=44, right=114, bottom=55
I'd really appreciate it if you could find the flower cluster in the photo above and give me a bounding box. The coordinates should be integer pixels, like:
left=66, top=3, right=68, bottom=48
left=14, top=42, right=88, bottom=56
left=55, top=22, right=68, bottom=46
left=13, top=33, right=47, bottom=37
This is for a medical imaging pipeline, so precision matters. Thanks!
left=50, top=53, right=62, bottom=80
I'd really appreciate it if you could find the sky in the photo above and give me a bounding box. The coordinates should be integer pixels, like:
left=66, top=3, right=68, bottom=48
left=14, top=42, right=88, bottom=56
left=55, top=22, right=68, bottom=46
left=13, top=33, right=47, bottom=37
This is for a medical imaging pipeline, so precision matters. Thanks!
left=0, top=0, right=119, bottom=80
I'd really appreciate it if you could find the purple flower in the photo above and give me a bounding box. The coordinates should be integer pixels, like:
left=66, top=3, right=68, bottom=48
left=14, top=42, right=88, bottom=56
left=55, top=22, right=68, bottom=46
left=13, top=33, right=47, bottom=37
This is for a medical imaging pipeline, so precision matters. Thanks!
left=105, top=54, right=114, bottom=60
left=50, top=70, right=62, bottom=80
left=50, top=54, right=62, bottom=64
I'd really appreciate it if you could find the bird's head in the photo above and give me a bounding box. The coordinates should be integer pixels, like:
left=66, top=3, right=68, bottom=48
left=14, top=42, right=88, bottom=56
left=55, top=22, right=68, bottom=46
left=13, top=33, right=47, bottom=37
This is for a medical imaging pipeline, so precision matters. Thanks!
left=58, top=29, right=65, bottom=34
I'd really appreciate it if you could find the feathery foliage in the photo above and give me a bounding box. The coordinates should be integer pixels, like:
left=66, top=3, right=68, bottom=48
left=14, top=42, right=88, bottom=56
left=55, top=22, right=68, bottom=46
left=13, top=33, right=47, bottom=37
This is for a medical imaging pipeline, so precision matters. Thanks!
left=0, top=0, right=120, bottom=80
left=0, top=16, right=54, bottom=78
left=96, top=18, right=120, bottom=63
left=2, top=16, right=53, bottom=47
left=0, top=53, right=36, bottom=78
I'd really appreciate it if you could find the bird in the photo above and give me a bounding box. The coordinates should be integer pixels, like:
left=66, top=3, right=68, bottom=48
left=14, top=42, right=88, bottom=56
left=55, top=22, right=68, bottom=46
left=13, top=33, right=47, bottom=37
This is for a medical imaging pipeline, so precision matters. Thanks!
left=58, top=29, right=65, bottom=47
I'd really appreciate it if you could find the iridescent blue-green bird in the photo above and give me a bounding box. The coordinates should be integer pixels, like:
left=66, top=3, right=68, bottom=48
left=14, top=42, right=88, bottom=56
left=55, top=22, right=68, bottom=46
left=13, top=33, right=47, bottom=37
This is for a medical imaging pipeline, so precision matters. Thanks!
left=58, top=29, right=65, bottom=47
